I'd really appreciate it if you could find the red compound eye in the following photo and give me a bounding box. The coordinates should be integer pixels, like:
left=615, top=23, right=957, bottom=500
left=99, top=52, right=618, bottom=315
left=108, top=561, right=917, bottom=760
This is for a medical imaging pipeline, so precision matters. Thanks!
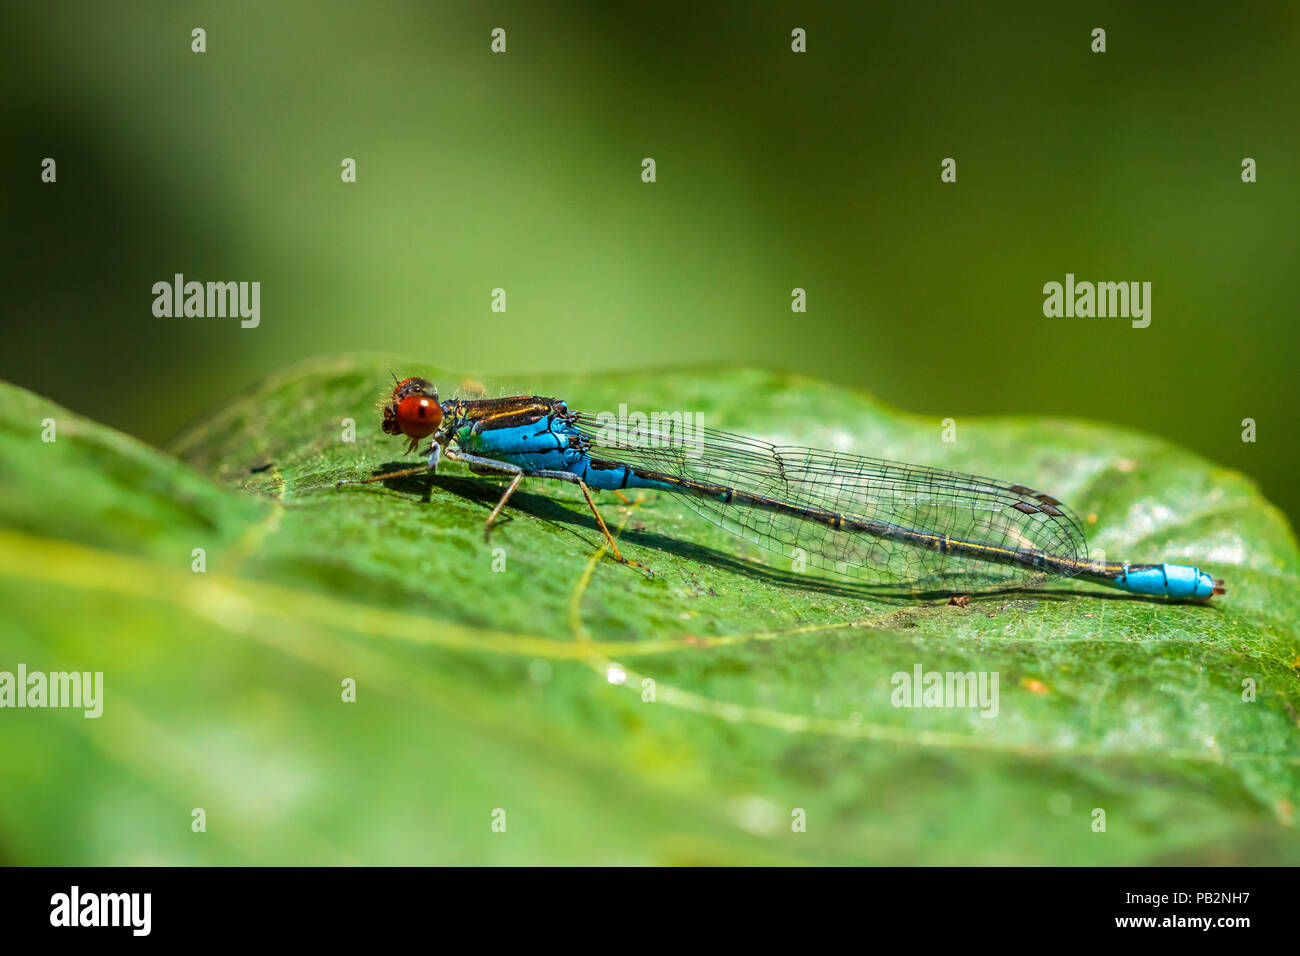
left=395, top=394, right=442, bottom=438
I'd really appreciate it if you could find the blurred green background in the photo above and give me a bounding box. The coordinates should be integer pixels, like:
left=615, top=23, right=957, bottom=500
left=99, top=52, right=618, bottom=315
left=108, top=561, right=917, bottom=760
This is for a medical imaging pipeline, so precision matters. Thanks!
left=2, top=0, right=1297, bottom=523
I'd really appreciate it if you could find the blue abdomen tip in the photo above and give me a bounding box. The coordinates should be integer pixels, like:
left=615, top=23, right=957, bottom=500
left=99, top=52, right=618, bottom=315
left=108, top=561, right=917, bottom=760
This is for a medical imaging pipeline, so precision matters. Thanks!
left=1118, top=564, right=1216, bottom=599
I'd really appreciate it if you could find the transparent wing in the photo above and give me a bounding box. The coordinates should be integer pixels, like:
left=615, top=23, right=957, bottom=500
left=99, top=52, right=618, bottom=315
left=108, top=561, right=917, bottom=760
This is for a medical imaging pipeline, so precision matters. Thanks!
left=571, top=411, right=1089, bottom=592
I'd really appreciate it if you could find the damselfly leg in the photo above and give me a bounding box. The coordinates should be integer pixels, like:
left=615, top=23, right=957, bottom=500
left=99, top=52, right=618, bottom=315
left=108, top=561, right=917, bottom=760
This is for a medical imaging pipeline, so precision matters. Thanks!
left=529, top=468, right=631, bottom=564
left=448, top=450, right=631, bottom=563
left=335, top=442, right=446, bottom=488
left=339, top=445, right=632, bottom=563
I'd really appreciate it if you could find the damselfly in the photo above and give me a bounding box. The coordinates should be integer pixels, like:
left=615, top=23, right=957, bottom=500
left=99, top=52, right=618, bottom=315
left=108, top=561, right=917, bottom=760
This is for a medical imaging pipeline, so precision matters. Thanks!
left=336, top=377, right=1225, bottom=601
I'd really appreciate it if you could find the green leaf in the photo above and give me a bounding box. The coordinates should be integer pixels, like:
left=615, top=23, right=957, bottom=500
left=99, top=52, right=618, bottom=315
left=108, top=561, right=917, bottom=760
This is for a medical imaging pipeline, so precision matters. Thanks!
left=2, top=355, right=1297, bottom=864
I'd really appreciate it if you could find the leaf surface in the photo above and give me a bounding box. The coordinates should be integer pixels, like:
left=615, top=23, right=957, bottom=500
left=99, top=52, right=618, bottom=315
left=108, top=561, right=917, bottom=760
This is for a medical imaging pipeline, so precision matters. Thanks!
left=1, top=356, right=1296, bottom=863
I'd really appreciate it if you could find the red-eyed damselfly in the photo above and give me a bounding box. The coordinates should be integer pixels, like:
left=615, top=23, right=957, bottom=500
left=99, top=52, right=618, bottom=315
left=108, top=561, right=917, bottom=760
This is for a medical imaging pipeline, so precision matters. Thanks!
left=336, top=378, right=1224, bottom=601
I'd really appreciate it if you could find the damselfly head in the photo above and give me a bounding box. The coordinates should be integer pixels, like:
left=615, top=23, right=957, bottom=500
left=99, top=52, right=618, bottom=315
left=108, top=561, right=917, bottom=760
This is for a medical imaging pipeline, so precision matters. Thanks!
left=381, top=376, right=442, bottom=451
